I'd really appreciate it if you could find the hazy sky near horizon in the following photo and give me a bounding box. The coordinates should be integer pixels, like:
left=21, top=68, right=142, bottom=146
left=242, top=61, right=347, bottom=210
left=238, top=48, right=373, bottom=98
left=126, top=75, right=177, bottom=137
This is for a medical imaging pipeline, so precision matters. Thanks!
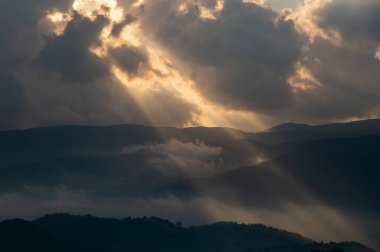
left=1, top=0, right=380, bottom=131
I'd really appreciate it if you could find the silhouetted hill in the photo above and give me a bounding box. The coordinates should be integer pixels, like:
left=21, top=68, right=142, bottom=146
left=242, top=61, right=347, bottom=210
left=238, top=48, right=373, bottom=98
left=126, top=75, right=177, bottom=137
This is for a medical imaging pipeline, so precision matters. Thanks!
left=2, top=118, right=380, bottom=166
left=253, top=118, right=380, bottom=144
left=0, top=214, right=374, bottom=252
left=0, top=124, right=250, bottom=165
left=244, top=242, right=375, bottom=252
left=0, top=124, right=250, bottom=152
left=0, top=219, right=67, bottom=252
left=268, top=122, right=313, bottom=132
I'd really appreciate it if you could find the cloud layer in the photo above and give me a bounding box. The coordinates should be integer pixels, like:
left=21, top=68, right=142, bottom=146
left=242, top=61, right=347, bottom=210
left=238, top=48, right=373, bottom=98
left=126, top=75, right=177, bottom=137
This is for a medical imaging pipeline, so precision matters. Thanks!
left=0, top=0, right=380, bottom=129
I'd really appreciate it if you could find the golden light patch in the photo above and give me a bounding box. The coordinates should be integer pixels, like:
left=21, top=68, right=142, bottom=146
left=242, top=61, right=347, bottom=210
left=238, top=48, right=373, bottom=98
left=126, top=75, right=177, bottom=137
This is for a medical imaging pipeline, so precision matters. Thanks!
left=178, top=0, right=225, bottom=20
left=375, top=46, right=380, bottom=61
left=46, top=12, right=70, bottom=23
left=287, top=0, right=341, bottom=45
left=178, top=3, right=188, bottom=13
left=288, top=62, right=321, bottom=93
left=95, top=21, right=142, bottom=55
left=132, top=0, right=145, bottom=8
left=242, top=0, right=268, bottom=7
left=41, top=11, right=73, bottom=36
left=119, top=22, right=142, bottom=47
left=73, top=0, right=124, bottom=22
left=200, top=0, right=225, bottom=20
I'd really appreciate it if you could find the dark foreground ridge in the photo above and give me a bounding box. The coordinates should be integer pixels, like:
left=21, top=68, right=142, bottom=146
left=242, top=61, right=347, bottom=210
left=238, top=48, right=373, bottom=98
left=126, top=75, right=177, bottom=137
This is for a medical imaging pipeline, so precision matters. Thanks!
left=0, top=214, right=375, bottom=252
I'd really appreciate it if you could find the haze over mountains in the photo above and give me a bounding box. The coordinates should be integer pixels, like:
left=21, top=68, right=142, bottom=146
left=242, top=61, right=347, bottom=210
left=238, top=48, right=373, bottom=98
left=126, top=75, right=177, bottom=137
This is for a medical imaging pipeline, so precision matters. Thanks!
left=0, top=118, right=379, bottom=250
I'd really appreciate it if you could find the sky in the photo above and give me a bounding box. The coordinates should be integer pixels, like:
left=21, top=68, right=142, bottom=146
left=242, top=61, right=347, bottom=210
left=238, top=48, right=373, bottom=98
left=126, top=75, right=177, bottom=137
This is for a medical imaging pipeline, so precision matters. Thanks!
left=1, top=0, right=380, bottom=131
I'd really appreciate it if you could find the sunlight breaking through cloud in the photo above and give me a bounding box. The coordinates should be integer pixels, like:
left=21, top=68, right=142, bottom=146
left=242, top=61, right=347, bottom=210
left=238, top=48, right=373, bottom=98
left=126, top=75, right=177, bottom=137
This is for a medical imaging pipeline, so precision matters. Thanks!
left=73, top=0, right=124, bottom=22
left=178, top=0, right=225, bottom=20
left=287, top=0, right=341, bottom=45
left=42, top=11, right=73, bottom=36
left=288, top=62, right=322, bottom=93
left=67, top=0, right=266, bottom=130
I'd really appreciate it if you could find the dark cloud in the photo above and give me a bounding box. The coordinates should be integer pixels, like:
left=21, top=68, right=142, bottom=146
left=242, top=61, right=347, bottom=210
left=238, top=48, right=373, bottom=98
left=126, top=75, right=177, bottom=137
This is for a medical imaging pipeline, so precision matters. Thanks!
left=0, top=0, right=72, bottom=128
left=109, top=45, right=148, bottom=75
left=293, top=38, right=380, bottom=122
left=141, top=0, right=304, bottom=113
left=284, top=0, right=380, bottom=123
left=37, top=13, right=110, bottom=83
left=111, top=15, right=136, bottom=37
left=318, top=0, right=380, bottom=43
left=2, top=6, right=148, bottom=128
left=0, top=0, right=198, bottom=130
left=0, top=0, right=73, bottom=65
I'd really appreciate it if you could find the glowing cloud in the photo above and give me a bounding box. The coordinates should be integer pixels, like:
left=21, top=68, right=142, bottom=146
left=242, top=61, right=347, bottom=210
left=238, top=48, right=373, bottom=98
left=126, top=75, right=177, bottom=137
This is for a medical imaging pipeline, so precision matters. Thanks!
left=376, top=46, right=380, bottom=61
left=287, top=0, right=341, bottom=45
left=43, top=11, right=73, bottom=36
left=73, top=0, right=124, bottom=22
left=288, top=62, right=322, bottom=93
left=178, top=0, right=225, bottom=20
left=242, top=0, right=268, bottom=8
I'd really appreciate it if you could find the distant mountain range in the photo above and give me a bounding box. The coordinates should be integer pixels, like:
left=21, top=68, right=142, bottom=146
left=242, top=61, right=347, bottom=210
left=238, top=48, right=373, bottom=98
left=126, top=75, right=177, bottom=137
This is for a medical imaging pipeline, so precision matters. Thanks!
left=2, top=118, right=380, bottom=161
left=0, top=118, right=380, bottom=250
left=255, top=118, right=380, bottom=144
left=0, top=214, right=375, bottom=252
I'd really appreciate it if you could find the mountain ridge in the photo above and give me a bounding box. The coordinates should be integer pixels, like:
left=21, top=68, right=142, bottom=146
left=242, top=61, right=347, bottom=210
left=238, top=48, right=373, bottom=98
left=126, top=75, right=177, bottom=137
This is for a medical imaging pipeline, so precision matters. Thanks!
left=0, top=214, right=375, bottom=252
left=253, top=118, right=380, bottom=144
